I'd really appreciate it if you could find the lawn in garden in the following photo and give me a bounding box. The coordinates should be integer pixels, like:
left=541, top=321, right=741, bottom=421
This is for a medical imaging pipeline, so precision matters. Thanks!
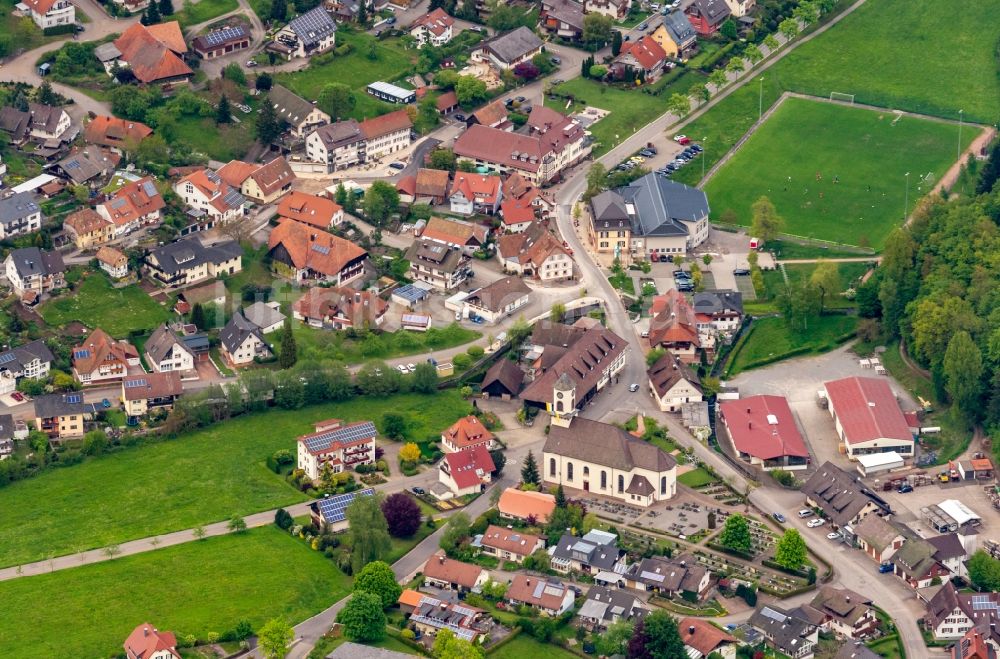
left=678, top=467, right=718, bottom=488
left=293, top=323, right=481, bottom=365
left=172, top=112, right=259, bottom=162
left=759, top=261, right=873, bottom=309
left=40, top=274, right=170, bottom=337
left=0, top=390, right=468, bottom=567
left=728, top=314, right=857, bottom=375
left=166, top=0, right=239, bottom=27
left=0, top=526, right=350, bottom=659
left=772, top=0, right=1000, bottom=124
left=488, top=635, right=579, bottom=659
left=703, top=97, right=972, bottom=248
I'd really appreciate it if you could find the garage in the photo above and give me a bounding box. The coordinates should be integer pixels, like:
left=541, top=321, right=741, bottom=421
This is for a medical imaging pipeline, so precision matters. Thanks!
left=856, top=451, right=905, bottom=477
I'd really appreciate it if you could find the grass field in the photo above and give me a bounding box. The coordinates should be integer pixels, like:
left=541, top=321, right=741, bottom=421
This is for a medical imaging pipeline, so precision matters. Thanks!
left=704, top=98, right=972, bottom=248
left=172, top=113, right=259, bottom=162
left=678, top=467, right=718, bottom=488
left=488, top=635, right=578, bottom=659
left=40, top=274, right=170, bottom=337
left=278, top=30, right=413, bottom=121
left=772, top=0, right=1000, bottom=124
left=759, top=262, right=873, bottom=309
left=0, top=527, right=350, bottom=659
left=728, top=314, right=857, bottom=375
left=294, top=323, right=481, bottom=365
left=166, top=0, right=239, bottom=27
left=0, top=391, right=468, bottom=567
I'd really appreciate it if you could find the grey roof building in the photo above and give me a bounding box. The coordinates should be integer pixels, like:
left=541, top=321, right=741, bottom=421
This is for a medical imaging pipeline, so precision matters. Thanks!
left=576, top=585, right=649, bottom=630
left=617, top=173, right=710, bottom=238
left=55, top=145, right=117, bottom=185
left=326, top=643, right=413, bottom=659
left=242, top=301, right=286, bottom=333
left=34, top=392, right=95, bottom=419
left=145, top=325, right=195, bottom=366
left=482, top=26, right=544, bottom=67
left=589, top=190, right=630, bottom=231
left=0, top=192, right=42, bottom=231
left=0, top=339, right=54, bottom=376
left=286, top=6, right=337, bottom=50
left=220, top=311, right=267, bottom=355
left=623, top=554, right=708, bottom=595
left=550, top=529, right=626, bottom=574
left=749, top=605, right=819, bottom=658
left=311, top=119, right=364, bottom=150
left=269, top=84, right=330, bottom=133
left=801, top=461, right=891, bottom=529
left=834, top=642, right=882, bottom=659
left=145, top=238, right=242, bottom=277
left=661, top=10, right=697, bottom=51
left=6, top=247, right=65, bottom=281
left=692, top=290, right=743, bottom=316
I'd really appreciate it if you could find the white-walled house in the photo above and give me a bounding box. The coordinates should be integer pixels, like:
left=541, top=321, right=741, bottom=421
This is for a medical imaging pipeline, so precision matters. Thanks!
left=23, top=0, right=75, bottom=31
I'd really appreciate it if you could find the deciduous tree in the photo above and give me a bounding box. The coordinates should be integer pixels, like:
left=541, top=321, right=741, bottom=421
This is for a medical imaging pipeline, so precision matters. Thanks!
left=642, top=610, right=686, bottom=659
left=399, top=441, right=421, bottom=462
left=810, top=260, right=841, bottom=313
left=774, top=528, right=807, bottom=570
left=363, top=181, right=400, bottom=226
left=582, top=13, right=613, bottom=48
left=346, top=493, right=391, bottom=573
left=750, top=195, right=784, bottom=243
left=968, top=550, right=1000, bottom=592
left=433, top=629, right=484, bottom=659
left=381, top=492, right=422, bottom=537
left=943, top=330, right=983, bottom=426
left=354, top=560, right=402, bottom=608
left=318, top=83, right=356, bottom=120
left=719, top=514, right=752, bottom=553
left=336, top=593, right=386, bottom=641
left=257, top=618, right=293, bottom=659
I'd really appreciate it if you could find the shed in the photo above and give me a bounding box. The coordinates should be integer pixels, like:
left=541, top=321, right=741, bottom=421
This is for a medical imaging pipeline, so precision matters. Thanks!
left=957, top=458, right=994, bottom=481
left=937, top=499, right=981, bottom=528
left=401, top=313, right=432, bottom=332
left=856, top=451, right=905, bottom=477
left=391, top=284, right=429, bottom=307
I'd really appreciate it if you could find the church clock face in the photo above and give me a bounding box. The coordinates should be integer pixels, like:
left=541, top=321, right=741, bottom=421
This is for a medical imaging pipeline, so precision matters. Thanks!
left=556, top=392, right=563, bottom=400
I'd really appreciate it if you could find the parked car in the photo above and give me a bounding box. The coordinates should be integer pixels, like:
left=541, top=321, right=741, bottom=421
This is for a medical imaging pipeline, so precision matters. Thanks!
left=878, top=563, right=894, bottom=573
left=673, top=134, right=690, bottom=144
left=827, top=532, right=841, bottom=540
left=427, top=357, right=438, bottom=366
left=691, top=144, right=703, bottom=153
left=897, top=483, right=914, bottom=493
left=454, top=113, right=466, bottom=122
left=389, top=162, right=406, bottom=170
left=396, top=364, right=409, bottom=374
left=629, top=383, right=640, bottom=392
left=387, top=16, right=396, bottom=23
left=733, top=268, right=751, bottom=276
left=772, top=512, right=786, bottom=523
left=412, top=487, right=426, bottom=495
left=406, top=363, right=416, bottom=372
left=550, top=56, right=561, bottom=65
left=807, top=518, right=824, bottom=528
left=798, top=509, right=812, bottom=518
left=246, top=59, right=258, bottom=67
left=638, top=22, right=649, bottom=30
left=516, top=96, right=526, bottom=103
left=671, top=0, right=681, bottom=7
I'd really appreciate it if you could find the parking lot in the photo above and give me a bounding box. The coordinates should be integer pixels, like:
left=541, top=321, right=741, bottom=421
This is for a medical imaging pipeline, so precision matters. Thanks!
left=879, top=477, right=996, bottom=539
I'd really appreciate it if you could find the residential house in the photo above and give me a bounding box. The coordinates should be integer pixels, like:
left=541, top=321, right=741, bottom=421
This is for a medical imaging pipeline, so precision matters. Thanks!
left=144, top=237, right=242, bottom=287
left=405, top=238, right=471, bottom=291
left=0, top=107, right=31, bottom=146
left=927, top=533, right=971, bottom=580
left=0, top=340, right=54, bottom=395
left=174, top=280, right=226, bottom=315
left=267, top=219, right=368, bottom=286
left=217, top=157, right=295, bottom=204
left=276, top=191, right=344, bottom=229
left=652, top=11, right=698, bottom=60
left=192, top=25, right=251, bottom=59
left=22, top=0, right=74, bottom=30
left=409, top=8, right=455, bottom=47
left=723, top=0, right=754, bottom=18
left=438, top=444, right=495, bottom=497
left=449, top=174, right=503, bottom=216
left=144, top=325, right=196, bottom=373
left=589, top=190, right=631, bottom=256
left=719, top=395, right=810, bottom=471
left=34, top=392, right=92, bottom=441
left=648, top=290, right=701, bottom=358
left=0, top=192, right=43, bottom=240
left=124, top=623, right=180, bottom=659
left=749, top=605, right=819, bottom=659
left=481, top=359, right=525, bottom=401
left=55, top=145, right=119, bottom=188
left=476, top=26, right=544, bottom=70
left=521, top=322, right=627, bottom=417
left=297, top=418, right=377, bottom=479
left=680, top=618, right=738, bottom=659
left=292, top=287, right=387, bottom=329
left=647, top=352, right=702, bottom=413
left=269, top=84, right=331, bottom=138
left=894, top=536, right=951, bottom=588
left=242, top=302, right=286, bottom=334
left=72, top=328, right=139, bottom=384
left=310, top=488, right=375, bottom=531
left=421, top=216, right=488, bottom=254
left=685, top=0, right=731, bottom=36
left=854, top=514, right=906, bottom=564
left=96, top=245, right=129, bottom=279
left=24, top=103, right=71, bottom=142
left=924, top=582, right=1000, bottom=642
left=824, top=376, right=915, bottom=460
left=97, top=176, right=165, bottom=236
left=506, top=575, right=576, bottom=616
left=272, top=6, right=337, bottom=59
left=543, top=416, right=677, bottom=506
left=84, top=115, right=153, bottom=154
left=496, top=222, right=574, bottom=283
left=454, top=106, right=591, bottom=186
left=219, top=311, right=272, bottom=367
left=396, top=168, right=450, bottom=205
left=173, top=168, right=246, bottom=224
left=440, top=415, right=497, bottom=453
left=577, top=586, right=649, bottom=630
left=4, top=246, right=65, bottom=298
left=111, top=22, right=193, bottom=86
left=541, top=0, right=584, bottom=40
left=693, top=290, right=743, bottom=340
left=835, top=644, right=883, bottom=659
left=467, top=100, right=508, bottom=129
left=583, top=0, right=629, bottom=19
left=499, top=196, right=536, bottom=233
left=801, top=461, right=891, bottom=531
left=478, top=525, right=544, bottom=564
left=305, top=110, right=412, bottom=172
left=614, top=36, right=669, bottom=81
left=421, top=552, right=489, bottom=593
left=593, top=173, right=710, bottom=261
left=549, top=529, right=626, bottom=575
left=497, top=487, right=555, bottom=523
left=63, top=208, right=114, bottom=249
left=401, top=590, right=489, bottom=642
left=949, top=628, right=997, bottom=659
left=464, top=276, right=531, bottom=324
left=622, top=554, right=710, bottom=598
left=122, top=372, right=183, bottom=417
left=801, top=587, right=878, bottom=640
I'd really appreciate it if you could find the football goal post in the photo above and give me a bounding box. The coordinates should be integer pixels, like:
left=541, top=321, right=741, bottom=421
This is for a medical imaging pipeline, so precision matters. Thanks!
left=830, top=92, right=855, bottom=104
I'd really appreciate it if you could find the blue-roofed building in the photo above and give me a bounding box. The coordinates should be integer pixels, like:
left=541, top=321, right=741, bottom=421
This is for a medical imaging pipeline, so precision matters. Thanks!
left=272, top=6, right=336, bottom=59
left=310, top=488, right=375, bottom=531
left=192, top=25, right=251, bottom=59
left=297, top=418, right=378, bottom=480
left=391, top=284, right=430, bottom=307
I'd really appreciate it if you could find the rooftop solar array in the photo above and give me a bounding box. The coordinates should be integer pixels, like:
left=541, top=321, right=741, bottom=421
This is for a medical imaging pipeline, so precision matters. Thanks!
left=401, top=314, right=429, bottom=324
left=760, top=607, right=786, bottom=622
left=310, top=243, right=330, bottom=255
left=289, top=6, right=336, bottom=45
left=392, top=284, right=429, bottom=302
left=303, top=420, right=377, bottom=453
left=142, top=180, right=158, bottom=197
left=223, top=189, right=245, bottom=209
left=202, top=25, right=248, bottom=47
left=971, top=595, right=1000, bottom=611
left=124, top=378, right=149, bottom=388
left=0, top=353, right=16, bottom=364
left=73, top=349, right=90, bottom=359
left=65, top=393, right=83, bottom=404
left=316, top=488, right=374, bottom=523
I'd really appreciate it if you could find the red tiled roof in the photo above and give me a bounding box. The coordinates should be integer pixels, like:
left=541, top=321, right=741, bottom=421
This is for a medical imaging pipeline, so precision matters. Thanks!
left=497, top=488, right=555, bottom=522
left=96, top=245, right=127, bottom=268
left=436, top=90, right=459, bottom=112
left=443, top=444, right=495, bottom=489
left=507, top=574, right=571, bottom=611
left=84, top=115, right=153, bottom=148
left=395, top=175, right=416, bottom=196
left=268, top=219, right=367, bottom=278
left=411, top=7, right=455, bottom=36
left=124, top=623, right=180, bottom=659
left=618, top=35, right=667, bottom=71
left=481, top=524, right=541, bottom=557
left=648, top=290, right=699, bottom=347
left=678, top=618, right=736, bottom=657
left=422, top=216, right=487, bottom=246
left=73, top=328, right=137, bottom=375
left=442, top=415, right=496, bottom=449
left=719, top=395, right=808, bottom=461
left=422, top=552, right=485, bottom=588
left=292, top=286, right=386, bottom=327
left=824, top=376, right=912, bottom=445
left=217, top=160, right=257, bottom=188
left=146, top=21, right=188, bottom=53
left=359, top=109, right=412, bottom=140
left=500, top=198, right=536, bottom=226
left=64, top=208, right=112, bottom=236
left=277, top=191, right=342, bottom=229
left=122, top=371, right=183, bottom=401
left=454, top=124, right=545, bottom=173
left=449, top=173, right=501, bottom=205
left=100, top=176, right=164, bottom=227
left=176, top=168, right=241, bottom=214
left=415, top=168, right=450, bottom=198
left=250, top=157, right=294, bottom=197
left=24, top=0, right=57, bottom=14
left=470, top=100, right=508, bottom=128
left=114, top=23, right=192, bottom=83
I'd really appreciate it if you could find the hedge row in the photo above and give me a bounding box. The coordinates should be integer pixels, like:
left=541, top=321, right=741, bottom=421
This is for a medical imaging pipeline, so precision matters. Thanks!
left=706, top=541, right=756, bottom=562
left=761, top=558, right=811, bottom=579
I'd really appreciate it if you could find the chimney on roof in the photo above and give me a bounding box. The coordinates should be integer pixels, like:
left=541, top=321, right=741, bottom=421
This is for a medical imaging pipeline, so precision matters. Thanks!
left=845, top=596, right=851, bottom=603
left=688, top=625, right=695, bottom=634
left=143, top=627, right=149, bottom=637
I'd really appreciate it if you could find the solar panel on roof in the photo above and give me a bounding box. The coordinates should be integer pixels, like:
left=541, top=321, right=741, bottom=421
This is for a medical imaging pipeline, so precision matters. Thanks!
left=760, top=607, right=786, bottom=622
left=316, top=488, right=374, bottom=523
left=223, top=189, right=244, bottom=208
left=453, top=628, right=477, bottom=641
left=65, top=159, right=80, bottom=170
left=111, top=198, right=127, bottom=209
left=73, top=349, right=90, bottom=359
left=65, top=393, right=83, bottom=404
left=311, top=244, right=330, bottom=255
left=0, top=353, right=16, bottom=364
left=141, top=181, right=157, bottom=197
left=206, top=170, right=221, bottom=184
left=203, top=25, right=247, bottom=47
left=303, top=421, right=377, bottom=453
left=124, top=378, right=148, bottom=388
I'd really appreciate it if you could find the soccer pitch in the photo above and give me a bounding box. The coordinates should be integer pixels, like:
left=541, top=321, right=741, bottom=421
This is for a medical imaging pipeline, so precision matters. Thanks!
left=703, top=96, right=976, bottom=248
